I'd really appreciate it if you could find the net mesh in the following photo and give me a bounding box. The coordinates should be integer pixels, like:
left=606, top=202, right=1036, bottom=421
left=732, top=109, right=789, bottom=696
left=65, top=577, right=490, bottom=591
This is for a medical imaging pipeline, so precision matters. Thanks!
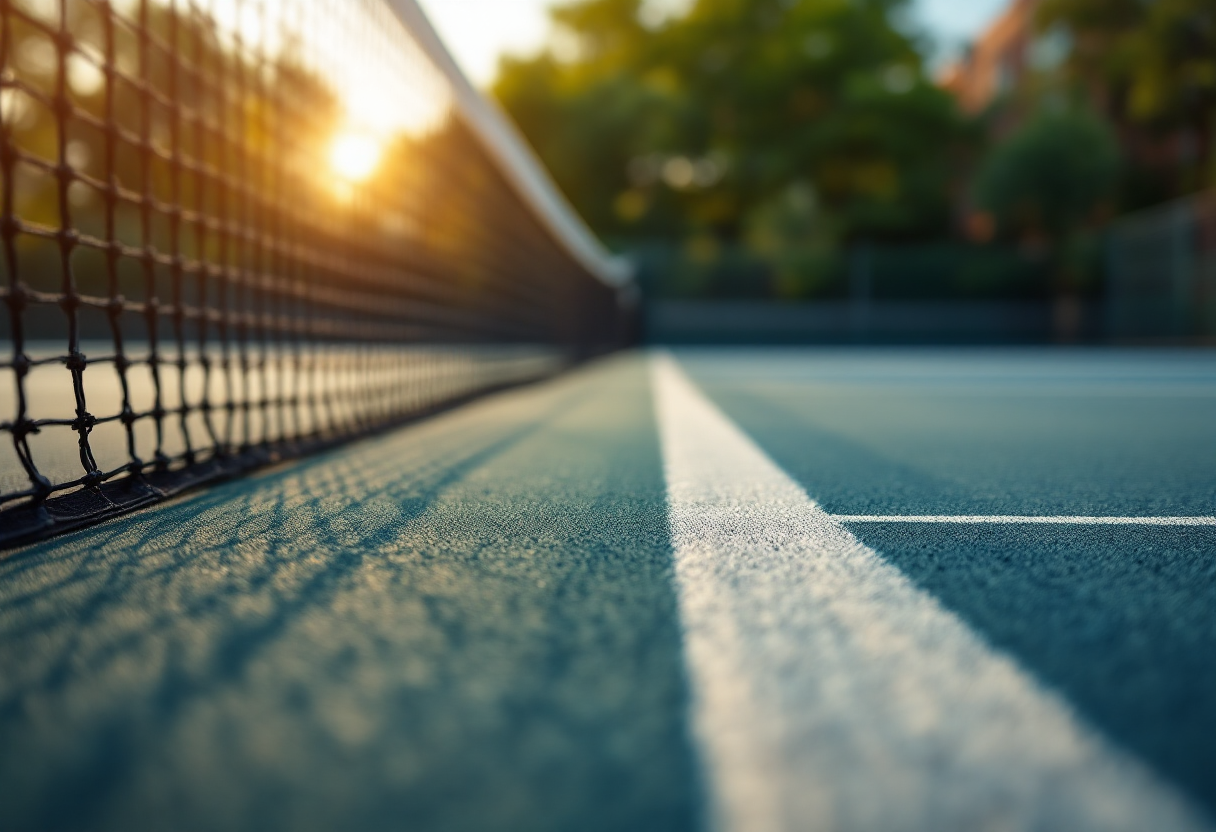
left=0, top=0, right=627, bottom=546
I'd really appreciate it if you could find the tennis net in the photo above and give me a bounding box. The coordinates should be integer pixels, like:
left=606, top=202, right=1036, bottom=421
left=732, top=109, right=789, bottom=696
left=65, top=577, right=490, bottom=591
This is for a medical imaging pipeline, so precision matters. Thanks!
left=0, top=0, right=634, bottom=547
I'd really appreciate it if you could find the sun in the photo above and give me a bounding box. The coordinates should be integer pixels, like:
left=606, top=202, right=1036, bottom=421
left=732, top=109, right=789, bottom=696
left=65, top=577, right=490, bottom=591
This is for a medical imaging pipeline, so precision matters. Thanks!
left=328, top=132, right=382, bottom=183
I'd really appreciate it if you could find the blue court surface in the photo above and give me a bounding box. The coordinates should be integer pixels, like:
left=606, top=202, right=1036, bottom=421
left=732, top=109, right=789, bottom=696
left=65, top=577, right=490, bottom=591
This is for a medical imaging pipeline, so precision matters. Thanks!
left=1, top=348, right=1214, bottom=832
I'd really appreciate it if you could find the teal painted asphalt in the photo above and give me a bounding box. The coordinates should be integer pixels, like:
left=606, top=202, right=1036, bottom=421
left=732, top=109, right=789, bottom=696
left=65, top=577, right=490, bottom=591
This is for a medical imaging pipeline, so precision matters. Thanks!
left=0, top=356, right=700, bottom=832
left=1, top=348, right=1214, bottom=830
left=680, top=348, right=1216, bottom=815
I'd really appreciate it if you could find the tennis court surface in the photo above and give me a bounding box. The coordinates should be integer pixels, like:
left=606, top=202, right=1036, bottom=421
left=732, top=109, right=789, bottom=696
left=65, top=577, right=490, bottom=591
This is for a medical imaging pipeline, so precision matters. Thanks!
left=1, top=347, right=1213, bottom=832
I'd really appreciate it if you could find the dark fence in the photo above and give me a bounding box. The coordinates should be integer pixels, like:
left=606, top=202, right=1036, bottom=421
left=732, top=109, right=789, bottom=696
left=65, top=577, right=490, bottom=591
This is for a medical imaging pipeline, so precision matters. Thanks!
left=645, top=300, right=1102, bottom=345
left=1105, top=191, right=1216, bottom=342
left=632, top=240, right=1057, bottom=303
left=638, top=192, right=1216, bottom=345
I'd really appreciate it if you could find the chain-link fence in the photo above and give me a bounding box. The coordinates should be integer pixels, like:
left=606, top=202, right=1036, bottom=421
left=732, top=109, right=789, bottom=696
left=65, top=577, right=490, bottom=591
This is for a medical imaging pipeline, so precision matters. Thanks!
left=1105, top=191, right=1216, bottom=342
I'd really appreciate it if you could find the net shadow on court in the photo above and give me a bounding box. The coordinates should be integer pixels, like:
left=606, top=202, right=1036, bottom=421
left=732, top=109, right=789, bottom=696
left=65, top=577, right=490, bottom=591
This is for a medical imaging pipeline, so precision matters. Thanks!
left=0, top=359, right=700, bottom=832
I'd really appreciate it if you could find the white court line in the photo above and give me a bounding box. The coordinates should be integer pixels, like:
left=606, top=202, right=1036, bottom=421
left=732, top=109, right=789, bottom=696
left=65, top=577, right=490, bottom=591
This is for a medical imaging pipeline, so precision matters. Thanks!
left=651, top=352, right=1212, bottom=832
left=832, top=515, right=1216, bottom=525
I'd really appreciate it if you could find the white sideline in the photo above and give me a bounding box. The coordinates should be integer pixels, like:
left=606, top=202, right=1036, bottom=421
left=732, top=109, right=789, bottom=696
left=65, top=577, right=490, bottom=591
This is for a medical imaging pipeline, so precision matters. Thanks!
left=832, top=515, right=1216, bottom=525
left=651, top=352, right=1212, bottom=832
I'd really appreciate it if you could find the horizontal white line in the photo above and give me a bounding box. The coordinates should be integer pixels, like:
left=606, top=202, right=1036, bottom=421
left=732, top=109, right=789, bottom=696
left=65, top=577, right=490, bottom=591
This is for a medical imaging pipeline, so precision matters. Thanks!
left=753, top=388, right=1216, bottom=399
left=652, top=351, right=1212, bottom=832
left=831, top=515, right=1216, bottom=526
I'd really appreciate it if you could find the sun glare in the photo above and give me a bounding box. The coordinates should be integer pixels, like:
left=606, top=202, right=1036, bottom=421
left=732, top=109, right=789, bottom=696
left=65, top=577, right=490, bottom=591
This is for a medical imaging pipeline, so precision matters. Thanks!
left=329, top=133, right=382, bottom=183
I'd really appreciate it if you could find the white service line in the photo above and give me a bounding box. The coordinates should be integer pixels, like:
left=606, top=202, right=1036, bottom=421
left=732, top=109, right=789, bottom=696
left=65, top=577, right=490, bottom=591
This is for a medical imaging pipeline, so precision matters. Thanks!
left=832, top=515, right=1216, bottom=525
left=651, top=352, right=1212, bottom=832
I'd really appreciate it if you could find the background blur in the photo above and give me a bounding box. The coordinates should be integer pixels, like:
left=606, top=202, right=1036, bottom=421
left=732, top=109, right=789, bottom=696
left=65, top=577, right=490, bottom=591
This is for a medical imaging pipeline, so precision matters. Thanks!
left=445, top=0, right=1216, bottom=344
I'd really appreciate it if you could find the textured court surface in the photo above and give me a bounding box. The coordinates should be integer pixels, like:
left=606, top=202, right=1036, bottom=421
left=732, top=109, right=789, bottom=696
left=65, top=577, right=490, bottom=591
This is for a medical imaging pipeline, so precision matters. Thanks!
left=1, top=349, right=1214, bottom=831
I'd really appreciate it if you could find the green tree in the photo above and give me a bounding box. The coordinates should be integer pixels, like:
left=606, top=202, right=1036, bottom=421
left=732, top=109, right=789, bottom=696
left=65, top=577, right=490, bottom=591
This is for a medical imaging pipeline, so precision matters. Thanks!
left=493, top=0, right=967, bottom=256
left=973, top=108, right=1119, bottom=293
left=1037, top=0, right=1216, bottom=196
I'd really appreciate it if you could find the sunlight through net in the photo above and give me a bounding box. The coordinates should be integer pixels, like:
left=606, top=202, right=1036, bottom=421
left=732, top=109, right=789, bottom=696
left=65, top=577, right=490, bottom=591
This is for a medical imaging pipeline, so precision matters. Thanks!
left=0, top=0, right=630, bottom=546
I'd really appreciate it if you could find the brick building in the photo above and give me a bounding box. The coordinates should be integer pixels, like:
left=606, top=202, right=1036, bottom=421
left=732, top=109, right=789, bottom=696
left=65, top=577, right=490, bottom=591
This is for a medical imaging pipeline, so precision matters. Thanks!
left=939, top=0, right=1039, bottom=114
left=938, top=0, right=1072, bottom=119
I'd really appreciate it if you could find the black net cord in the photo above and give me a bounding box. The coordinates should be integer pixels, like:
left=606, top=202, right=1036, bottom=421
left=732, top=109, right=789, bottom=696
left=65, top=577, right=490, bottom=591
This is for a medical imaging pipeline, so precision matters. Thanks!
left=0, top=0, right=629, bottom=549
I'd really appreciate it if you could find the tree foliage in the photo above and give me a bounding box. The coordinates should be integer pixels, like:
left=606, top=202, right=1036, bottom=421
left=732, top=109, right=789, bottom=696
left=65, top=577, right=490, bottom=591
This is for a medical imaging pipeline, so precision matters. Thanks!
left=493, top=0, right=967, bottom=250
left=974, top=109, right=1120, bottom=242
left=1037, top=0, right=1216, bottom=193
